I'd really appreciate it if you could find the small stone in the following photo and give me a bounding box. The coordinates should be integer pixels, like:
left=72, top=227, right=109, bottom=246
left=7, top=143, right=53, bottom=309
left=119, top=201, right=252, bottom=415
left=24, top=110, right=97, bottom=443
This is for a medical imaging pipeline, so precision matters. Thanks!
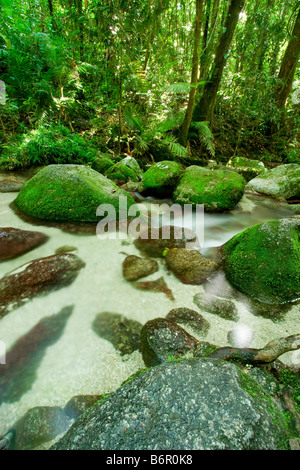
left=92, top=312, right=142, bottom=355
left=193, top=292, right=239, bottom=321
left=0, top=176, right=24, bottom=192
left=0, top=227, right=48, bottom=261
left=134, top=225, right=199, bottom=257
left=165, top=248, right=219, bottom=285
left=64, top=395, right=104, bottom=420
left=140, top=318, right=198, bottom=367
left=55, top=245, right=77, bottom=255
left=0, top=253, right=85, bottom=317
left=12, top=406, right=71, bottom=450
left=134, top=276, right=175, bottom=301
left=122, top=255, right=159, bottom=281
left=166, top=307, right=210, bottom=337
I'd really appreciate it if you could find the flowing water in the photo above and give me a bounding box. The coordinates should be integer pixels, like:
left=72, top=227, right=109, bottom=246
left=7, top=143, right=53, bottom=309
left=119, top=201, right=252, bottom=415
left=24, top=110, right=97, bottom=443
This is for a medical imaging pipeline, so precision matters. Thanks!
left=0, top=173, right=299, bottom=439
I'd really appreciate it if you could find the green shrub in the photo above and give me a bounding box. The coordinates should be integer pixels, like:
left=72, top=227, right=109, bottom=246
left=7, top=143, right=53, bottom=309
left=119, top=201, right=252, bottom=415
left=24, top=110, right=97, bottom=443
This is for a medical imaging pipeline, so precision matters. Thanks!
left=0, top=122, right=97, bottom=170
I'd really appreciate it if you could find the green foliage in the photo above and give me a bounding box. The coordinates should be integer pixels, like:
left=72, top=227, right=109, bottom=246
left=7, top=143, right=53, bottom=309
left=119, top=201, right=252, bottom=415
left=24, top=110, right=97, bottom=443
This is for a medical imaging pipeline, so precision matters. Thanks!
left=0, top=122, right=96, bottom=169
left=189, top=121, right=215, bottom=157
left=123, top=105, right=188, bottom=159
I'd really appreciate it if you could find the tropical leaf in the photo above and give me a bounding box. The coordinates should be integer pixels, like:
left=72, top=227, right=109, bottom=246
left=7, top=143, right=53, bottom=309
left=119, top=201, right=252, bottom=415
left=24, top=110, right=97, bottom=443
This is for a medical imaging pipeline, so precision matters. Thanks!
left=190, top=121, right=215, bottom=157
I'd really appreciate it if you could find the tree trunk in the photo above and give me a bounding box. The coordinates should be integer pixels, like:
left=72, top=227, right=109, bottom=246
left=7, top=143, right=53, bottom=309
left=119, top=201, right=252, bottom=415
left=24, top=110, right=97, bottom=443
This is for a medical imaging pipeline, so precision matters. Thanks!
left=275, top=6, right=300, bottom=109
left=180, top=0, right=204, bottom=145
left=199, top=0, right=220, bottom=81
left=193, top=0, right=246, bottom=123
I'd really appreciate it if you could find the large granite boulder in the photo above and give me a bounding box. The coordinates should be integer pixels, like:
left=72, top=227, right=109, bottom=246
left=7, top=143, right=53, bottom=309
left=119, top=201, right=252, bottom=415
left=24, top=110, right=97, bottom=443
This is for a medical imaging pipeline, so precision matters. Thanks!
left=246, top=163, right=300, bottom=200
left=14, top=164, right=135, bottom=222
left=51, top=358, right=292, bottom=450
left=173, top=166, right=246, bottom=212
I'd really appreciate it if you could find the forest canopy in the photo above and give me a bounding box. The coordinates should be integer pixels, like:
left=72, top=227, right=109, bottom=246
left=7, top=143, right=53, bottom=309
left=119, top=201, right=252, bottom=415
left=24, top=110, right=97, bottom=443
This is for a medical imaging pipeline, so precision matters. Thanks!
left=0, top=0, right=299, bottom=170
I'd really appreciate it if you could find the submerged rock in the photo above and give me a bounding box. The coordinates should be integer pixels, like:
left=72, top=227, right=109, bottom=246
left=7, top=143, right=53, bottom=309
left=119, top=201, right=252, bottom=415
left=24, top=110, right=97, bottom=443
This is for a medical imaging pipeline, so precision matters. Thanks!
left=140, top=318, right=198, bottom=367
left=221, top=217, right=300, bottom=304
left=134, top=276, right=175, bottom=301
left=14, top=164, right=136, bottom=222
left=165, top=248, right=219, bottom=285
left=246, top=163, right=300, bottom=200
left=134, top=225, right=199, bottom=257
left=11, top=406, right=71, bottom=450
left=226, top=156, right=266, bottom=181
left=140, top=160, right=184, bottom=197
left=173, top=166, right=246, bottom=212
left=0, top=253, right=85, bottom=317
left=166, top=307, right=210, bottom=337
left=0, top=227, right=48, bottom=261
left=64, top=395, right=105, bottom=420
left=52, top=358, right=293, bottom=450
left=92, top=312, right=142, bottom=355
left=0, top=306, right=73, bottom=404
left=122, top=254, right=159, bottom=281
left=193, top=292, right=239, bottom=321
left=0, top=176, right=24, bottom=192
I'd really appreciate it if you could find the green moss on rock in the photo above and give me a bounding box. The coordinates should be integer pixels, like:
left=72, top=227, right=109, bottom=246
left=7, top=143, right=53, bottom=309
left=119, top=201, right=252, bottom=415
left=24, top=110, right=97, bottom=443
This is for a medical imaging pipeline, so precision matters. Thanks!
left=14, top=164, right=135, bottom=222
left=173, top=166, right=246, bottom=212
left=226, top=156, right=266, bottom=181
left=222, top=217, right=300, bottom=304
left=141, top=160, right=184, bottom=197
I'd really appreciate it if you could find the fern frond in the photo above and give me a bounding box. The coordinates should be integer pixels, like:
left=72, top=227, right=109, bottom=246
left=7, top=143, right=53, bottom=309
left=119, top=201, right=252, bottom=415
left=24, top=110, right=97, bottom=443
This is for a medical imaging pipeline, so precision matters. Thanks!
left=165, top=82, right=193, bottom=94
left=123, top=105, right=144, bottom=133
left=161, top=134, right=188, bottom=158
left=155, top=112, right=185, bottom=134
left=190, top=121, right=215, bottom=157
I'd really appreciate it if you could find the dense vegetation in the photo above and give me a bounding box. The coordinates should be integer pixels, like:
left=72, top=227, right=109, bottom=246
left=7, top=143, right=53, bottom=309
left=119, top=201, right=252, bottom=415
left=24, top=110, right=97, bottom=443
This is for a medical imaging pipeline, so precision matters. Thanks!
left=0, top=0, right=299, bottom=171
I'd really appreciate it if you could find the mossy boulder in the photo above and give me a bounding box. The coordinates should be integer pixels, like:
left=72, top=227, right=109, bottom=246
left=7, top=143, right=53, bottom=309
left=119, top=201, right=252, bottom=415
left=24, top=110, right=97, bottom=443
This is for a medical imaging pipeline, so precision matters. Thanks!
left=14, top=164, right=135, bottom=222
left=173, top=166, right=246, bottom=212
left=246, top=163, right=300, bottom=200
left=91, top=155, right=114, bottom=174
left=221, top=217, right=300, bottom=304
left=226, top=156, right=266, bottom=181
left=141, top=160, right=184, bottom=197
left=106, top=156, right=143, bottom=183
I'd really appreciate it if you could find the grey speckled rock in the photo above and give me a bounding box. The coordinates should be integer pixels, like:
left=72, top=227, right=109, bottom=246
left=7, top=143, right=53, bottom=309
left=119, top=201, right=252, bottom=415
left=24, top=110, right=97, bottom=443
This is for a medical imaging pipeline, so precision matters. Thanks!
left=246, top=163, right=300, bottom=199
left=51, top=358, right=291, bottom=450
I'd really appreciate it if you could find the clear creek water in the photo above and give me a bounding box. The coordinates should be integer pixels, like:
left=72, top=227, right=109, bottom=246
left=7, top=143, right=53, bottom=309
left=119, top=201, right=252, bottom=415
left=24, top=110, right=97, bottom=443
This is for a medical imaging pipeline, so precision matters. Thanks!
left=0, top=178, right=299, bottom=438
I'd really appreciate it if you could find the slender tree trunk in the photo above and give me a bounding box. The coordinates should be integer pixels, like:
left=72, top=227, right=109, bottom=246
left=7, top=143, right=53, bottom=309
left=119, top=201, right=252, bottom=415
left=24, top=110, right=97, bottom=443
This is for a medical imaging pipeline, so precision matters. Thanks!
left=77, top=0, right=84, bottom=60
left=180, top=0, right=204, bottom=146
left=275, top=6, right=300, bottom=109
left=200, top=0, right=220, bottom=80
left=193, top=0, right=246, bottom=124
